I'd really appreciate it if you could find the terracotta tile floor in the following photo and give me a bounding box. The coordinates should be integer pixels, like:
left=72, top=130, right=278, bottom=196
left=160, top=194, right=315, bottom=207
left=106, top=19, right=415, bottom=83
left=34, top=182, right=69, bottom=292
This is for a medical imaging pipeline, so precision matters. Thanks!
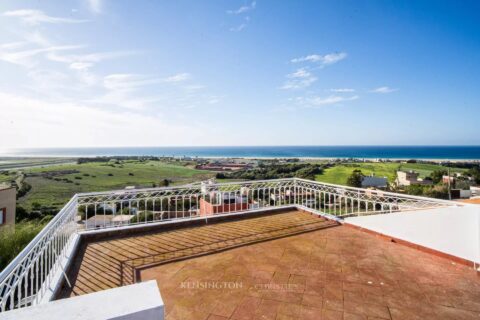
left=61, top=210, right=480, bottom=320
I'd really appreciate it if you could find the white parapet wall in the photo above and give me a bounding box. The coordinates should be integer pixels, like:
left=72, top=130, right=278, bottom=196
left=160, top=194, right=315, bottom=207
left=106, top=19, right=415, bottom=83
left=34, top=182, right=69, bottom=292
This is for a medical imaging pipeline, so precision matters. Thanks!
left=345, top=205, right=480, bottom=266
left=0, top=281, right=164, bottom=320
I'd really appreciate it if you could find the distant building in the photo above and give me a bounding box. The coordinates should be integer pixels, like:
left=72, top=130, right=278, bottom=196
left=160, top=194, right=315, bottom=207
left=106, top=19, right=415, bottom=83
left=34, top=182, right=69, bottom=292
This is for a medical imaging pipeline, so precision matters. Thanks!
left=199, top=191, right=252, bottom=216
left=86, top=214, right=134, bottom=229
left=0, top=185, right=16, bottom=227
left=196, top=162, right=252, bottom=171
left=450, top=189, right=472, bottom=199
left=470, top=186, right=480, bottom=197
left=442, top=175, right=456, bottom=185
left=361, top=175, right=388, bottom=189
left=396, top=171, right=433, bottom=186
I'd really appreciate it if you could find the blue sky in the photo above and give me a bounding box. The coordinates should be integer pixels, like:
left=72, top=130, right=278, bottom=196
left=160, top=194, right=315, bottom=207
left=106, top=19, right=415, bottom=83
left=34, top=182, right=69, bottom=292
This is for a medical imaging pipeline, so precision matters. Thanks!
left=0, top=0, right=479, bottom=148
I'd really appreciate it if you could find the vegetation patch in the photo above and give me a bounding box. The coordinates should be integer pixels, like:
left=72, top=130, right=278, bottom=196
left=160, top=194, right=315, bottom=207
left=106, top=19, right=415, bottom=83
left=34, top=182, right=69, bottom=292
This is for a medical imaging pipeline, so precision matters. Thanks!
left=0, top=220, right=48, bottom=271
left=217, top=163, right=324, bottom=180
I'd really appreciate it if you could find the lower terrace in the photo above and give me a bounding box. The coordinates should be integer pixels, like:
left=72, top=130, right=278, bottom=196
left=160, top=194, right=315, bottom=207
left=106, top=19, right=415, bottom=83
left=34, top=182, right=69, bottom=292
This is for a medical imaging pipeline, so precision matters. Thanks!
left=0, top=178, right=479, bottom=319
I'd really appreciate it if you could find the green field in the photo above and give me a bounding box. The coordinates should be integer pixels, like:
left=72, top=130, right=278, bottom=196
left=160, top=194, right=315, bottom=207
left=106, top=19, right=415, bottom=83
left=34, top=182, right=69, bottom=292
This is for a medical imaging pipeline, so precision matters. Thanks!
left=315, top=162, right=466, bottom=186
left=9, top=160, right=214, bottom=211
left=3, top=159, right=470, bottom=213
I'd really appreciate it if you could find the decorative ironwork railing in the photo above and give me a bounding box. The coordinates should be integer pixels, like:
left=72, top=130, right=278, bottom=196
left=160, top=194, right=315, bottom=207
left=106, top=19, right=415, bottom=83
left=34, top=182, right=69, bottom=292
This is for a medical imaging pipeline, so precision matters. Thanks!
left=0, top=196, right=78, bottom=312
left=0, top=178, right=459, bottom=312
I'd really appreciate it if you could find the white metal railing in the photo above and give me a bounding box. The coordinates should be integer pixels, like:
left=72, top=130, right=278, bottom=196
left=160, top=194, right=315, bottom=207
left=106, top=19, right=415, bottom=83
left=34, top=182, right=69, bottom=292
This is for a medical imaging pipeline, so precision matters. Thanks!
left=0, top=178, right=461, bottom=311
left=0, top=196, right=78, bottom=312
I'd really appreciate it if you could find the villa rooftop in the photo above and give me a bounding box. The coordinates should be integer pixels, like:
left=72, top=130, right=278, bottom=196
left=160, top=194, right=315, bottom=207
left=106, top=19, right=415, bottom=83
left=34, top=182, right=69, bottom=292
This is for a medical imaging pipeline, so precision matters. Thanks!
left=59, top=210, right=480, bottom=320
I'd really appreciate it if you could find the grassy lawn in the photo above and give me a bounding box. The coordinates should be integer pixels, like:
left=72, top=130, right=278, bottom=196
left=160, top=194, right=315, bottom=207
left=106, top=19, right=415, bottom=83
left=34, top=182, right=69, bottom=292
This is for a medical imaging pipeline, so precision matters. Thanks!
left=0, top=173, right=12, bottom=184
left=16, top=160, right=214, bottom=211
left=315, top=162, right=466, bottom=186
left=398, top=163, right=466, bottom=178
left=315, top=163, right=399, bottom=185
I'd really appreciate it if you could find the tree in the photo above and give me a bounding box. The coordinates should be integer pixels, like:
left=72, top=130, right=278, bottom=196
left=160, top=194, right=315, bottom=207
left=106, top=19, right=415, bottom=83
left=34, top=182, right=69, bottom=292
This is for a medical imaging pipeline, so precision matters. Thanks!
left=159, top=179, right=170, bottom=187
left=430, top=170, right=447, bottom=184
left=347, top=170, right=363, bottom=188
left=467, top=167, right=480, bottom=184
left=215, top=173, right=226, bottom=179
left=406, top=184, right=426, bottom=196
left=425, top=185, right=449, bottom=199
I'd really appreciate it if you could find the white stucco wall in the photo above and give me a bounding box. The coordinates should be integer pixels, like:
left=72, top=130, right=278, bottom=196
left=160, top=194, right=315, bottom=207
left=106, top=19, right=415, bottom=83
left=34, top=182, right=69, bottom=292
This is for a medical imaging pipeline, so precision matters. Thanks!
left=0, top=281, right=164, bottom=320
left=345, top=205, right=480, bottom=265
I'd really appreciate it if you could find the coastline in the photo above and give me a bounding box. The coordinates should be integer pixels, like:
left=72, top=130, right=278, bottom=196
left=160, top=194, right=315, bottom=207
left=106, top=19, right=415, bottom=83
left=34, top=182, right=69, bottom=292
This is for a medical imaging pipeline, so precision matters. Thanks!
left=1, top=154, right=480, bottom=162
left=2, top=145, right=480, bottom=162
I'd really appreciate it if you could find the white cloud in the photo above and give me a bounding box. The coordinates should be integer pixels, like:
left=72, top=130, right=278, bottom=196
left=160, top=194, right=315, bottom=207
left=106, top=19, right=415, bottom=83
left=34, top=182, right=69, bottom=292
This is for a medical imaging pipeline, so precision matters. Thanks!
left=0, top=44, right=84, bottom=67
left=3, top=9, right=88, bottom=25
left=103, top=74, right=161, bottom=91
left=44, top=50, right=138, bottom=86
left=227, top=1, right=256, bottom=14
left=291, top=52, right=347, bottom=65
left=69, top=62, right=94, bottom=70
left=281, top=68, right=317, bottom=90
left=370, top=86, right=398, bottom=93
left=86, top=0, right=103, bottom=14
left=163, top=73, right=191, bottom=83
left=0, top=42, right=27, bottom=50
left=230, top=23, right=247, bottom=32
left=330, top=88, right=355, bottom=93
left=184, top=84, right=206, bottom=91
left=46, top=50, right=136, bottom=68
left=291, top=95, right=359, bottom=108
left=87, top=74, right=164, bottom=110
left=288, top=68, right=311, bottom=78
left=95, top=72, right=210, bottom=111
left=307, top=95, right=358, bottom=106
left=0, top=91, right=209, bottom=148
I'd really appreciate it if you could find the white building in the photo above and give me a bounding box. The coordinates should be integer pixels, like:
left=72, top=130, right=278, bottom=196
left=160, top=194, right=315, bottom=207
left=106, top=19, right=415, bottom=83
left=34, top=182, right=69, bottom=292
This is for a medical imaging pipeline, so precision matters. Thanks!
left=396, top=170, right=433, bottom=186
left=470, top=186, right=480, bottom=197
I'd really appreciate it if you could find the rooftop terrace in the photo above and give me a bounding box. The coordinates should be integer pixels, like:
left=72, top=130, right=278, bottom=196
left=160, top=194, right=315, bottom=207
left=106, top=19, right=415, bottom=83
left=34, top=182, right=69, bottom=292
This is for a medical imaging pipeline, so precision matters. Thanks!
left=64, top=209, right=480, bottom=320
left=0, top=178, right=479, bottom=319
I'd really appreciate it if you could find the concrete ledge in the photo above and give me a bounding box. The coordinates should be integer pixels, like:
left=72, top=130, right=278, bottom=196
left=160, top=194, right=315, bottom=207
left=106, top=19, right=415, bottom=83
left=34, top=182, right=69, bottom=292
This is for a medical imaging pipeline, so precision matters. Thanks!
left=344, top=206, right=480, bottom=269
left=0, top=281, right=164, bottom=320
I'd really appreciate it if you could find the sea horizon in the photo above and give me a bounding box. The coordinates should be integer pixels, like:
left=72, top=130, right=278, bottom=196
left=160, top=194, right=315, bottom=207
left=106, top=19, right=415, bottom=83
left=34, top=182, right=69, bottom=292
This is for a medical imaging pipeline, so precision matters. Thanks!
left=2, top=145, right=480, bottom=160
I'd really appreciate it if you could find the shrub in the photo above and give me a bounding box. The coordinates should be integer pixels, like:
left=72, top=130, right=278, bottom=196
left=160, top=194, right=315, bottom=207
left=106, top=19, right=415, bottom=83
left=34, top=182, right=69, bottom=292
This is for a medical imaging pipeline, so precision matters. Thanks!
left=17, top=181, right=32, bottom=199
left=0, top=221, right=45, bottom=272
left=130, top=211, right=155, bottom=223
left=159, top=179, right=170, bottom=187
left=15, top=206, right=43, bottom=222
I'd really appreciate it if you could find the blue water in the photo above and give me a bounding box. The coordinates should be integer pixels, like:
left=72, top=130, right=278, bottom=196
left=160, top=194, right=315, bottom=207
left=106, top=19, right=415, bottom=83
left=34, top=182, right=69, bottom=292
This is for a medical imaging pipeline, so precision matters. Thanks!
left=3, top=146, right=480, bottom=160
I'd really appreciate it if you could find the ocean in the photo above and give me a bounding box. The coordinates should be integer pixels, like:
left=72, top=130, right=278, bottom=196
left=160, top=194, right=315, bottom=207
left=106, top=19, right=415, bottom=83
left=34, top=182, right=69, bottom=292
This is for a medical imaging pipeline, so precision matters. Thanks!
left=3, top=146, right=480, bottom=160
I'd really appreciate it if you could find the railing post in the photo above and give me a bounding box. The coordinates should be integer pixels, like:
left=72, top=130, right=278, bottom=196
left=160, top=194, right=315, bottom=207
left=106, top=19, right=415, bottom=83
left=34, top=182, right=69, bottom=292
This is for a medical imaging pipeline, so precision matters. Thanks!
left=293, top=179, right=298, bottom=206
left=357, top=190, right=361, bottom=216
